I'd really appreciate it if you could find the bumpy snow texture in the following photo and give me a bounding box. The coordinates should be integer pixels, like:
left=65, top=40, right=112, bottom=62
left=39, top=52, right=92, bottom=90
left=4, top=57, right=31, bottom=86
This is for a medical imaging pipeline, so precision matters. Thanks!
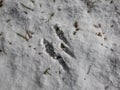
left=0, top=0, right=120, bottom=90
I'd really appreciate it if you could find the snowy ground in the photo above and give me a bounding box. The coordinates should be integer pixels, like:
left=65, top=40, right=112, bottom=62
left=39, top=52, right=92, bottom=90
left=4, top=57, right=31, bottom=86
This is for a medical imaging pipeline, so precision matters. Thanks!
left=0, top=0, right=120, bottom=90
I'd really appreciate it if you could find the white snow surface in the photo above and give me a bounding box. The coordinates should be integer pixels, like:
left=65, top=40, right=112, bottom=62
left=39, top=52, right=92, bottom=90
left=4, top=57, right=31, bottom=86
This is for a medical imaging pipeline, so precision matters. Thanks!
left=0, top=0, right=120, bottom=90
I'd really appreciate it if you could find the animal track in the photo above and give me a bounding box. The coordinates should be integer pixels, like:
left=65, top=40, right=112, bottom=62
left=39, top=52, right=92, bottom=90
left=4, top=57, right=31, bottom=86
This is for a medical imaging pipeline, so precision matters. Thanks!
left=43, top=39, right=56, bottom=58
left=56, top=54, right=70, bottom=72
left=61, top=43, right=76, bottom=58
left=54, top=24, right=70, bottom=46
left=53, top=24, right=76, bottom=58
left=43, top=39, right=69, bottom=72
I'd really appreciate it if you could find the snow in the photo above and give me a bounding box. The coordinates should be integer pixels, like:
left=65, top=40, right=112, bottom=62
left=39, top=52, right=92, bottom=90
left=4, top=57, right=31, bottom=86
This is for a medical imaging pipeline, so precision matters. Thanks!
left=0, top=0, right=120, bottom=90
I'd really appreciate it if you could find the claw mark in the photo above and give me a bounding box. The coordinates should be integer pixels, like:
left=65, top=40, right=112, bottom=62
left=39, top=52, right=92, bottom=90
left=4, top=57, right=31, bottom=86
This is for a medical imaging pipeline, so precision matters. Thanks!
left=56, top=54, right=70, bottom=72
left=54, top=24, right=70, bottom=46
left=43, top=39, right=56, bottom=58
left=61, top=43, right=75, bottom=58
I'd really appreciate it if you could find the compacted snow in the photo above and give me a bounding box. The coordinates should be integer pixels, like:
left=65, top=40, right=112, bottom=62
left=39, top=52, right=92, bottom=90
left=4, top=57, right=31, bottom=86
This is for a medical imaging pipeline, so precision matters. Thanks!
left=0, top=0, right=120, bottom=90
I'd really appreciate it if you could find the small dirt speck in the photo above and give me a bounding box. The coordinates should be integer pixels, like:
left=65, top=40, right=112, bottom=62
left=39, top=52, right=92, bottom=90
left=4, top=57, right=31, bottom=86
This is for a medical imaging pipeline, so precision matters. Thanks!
left=111, top=25, right=113, bottom=27
left=73, top=31, right=76, bottom=35
left=38, top=52, right=41, bottom=55
left=9, top=42, right=12, bottom=45
left=96, top=32, right=102, bottom=37
left=110, top=49, right=114, bottom=52
left=94, top=24, right=101, bottom=28
left=28, top=45, right=31, bottom=48
left=104, top=37, right=107, bottom=40
left=34, top=48, right=36, bottom=50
